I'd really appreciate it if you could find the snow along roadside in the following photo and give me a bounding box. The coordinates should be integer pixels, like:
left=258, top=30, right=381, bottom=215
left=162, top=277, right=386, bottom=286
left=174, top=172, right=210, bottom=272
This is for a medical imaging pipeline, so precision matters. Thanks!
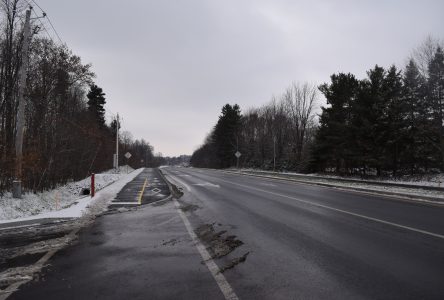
left=0, top=168, right=144, bottom=225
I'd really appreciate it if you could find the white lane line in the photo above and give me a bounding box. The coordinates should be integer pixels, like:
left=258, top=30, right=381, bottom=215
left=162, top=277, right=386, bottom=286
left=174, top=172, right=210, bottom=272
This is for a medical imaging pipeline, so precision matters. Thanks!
left=193, top=182, right=221, bottom=188
left=259, top=182, right=276, bottom=187
left=213, top=177, right=444, bottom=240
left=173, top=199, right=239, bottom=300
left=166, top=174, right=192, bottom=192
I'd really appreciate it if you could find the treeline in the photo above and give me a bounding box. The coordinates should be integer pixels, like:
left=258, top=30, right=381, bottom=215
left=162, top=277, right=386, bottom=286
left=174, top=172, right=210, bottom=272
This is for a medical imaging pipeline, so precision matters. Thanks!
left=191, top=38, right=444, bottom=176
left=0, top=1, right=158, bottom=194
left=190, top=83, right=317, bottom=170
left=313, top=58, right=443, bottom=176
left=163, top=155, right=191, bottom=166
left=117, top=130, right=164, bottom=169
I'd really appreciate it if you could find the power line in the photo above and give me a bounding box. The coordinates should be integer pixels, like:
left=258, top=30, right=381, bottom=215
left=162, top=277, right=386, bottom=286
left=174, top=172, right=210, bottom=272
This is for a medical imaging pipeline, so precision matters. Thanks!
left=29, top=0, right=63, bottom=44
left=30, top=9, right=54, bottom=43
left=22, top=0, right=64, bottom=45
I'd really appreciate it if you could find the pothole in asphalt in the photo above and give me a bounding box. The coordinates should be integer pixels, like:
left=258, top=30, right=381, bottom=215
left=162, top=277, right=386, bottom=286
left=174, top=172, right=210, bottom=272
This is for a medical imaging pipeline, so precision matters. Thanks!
left=180, top=203, right=200, bottom=212
left=195, top=224, right=243, bottom=259
left=219, top=252, right=250, bottom=273
left=161, top=238, right=180, bottom=246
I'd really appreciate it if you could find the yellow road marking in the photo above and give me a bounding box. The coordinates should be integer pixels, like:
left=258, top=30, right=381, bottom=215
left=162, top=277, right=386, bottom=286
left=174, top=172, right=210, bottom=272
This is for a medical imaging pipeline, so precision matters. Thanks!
left=138, top=178, right=148, bottom=205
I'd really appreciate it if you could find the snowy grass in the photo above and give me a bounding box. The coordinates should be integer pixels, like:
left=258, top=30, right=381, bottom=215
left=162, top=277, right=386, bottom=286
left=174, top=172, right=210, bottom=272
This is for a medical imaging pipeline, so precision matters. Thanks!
left=0, top=166, right=136, bottom=221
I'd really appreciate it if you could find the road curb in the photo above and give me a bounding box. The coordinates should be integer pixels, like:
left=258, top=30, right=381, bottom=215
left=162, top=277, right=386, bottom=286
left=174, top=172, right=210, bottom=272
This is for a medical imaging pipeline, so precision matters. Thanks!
left=158, top=168, right=184, bottom=199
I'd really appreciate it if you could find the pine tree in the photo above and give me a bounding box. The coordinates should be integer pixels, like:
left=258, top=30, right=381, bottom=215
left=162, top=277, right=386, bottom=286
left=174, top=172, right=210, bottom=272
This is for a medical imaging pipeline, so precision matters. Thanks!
left=87, top=84, right=106, bottom=126
left=402, top=59, right=428, bottom=173
left=315, top=73, right=359, bottom=173
left=382, top=65, right=404, bottom=176
left=427, top=47, right=444, bottom=170
left=352, top=65, right=386, bottom=176
left=212, top=104, right=242, bottom=168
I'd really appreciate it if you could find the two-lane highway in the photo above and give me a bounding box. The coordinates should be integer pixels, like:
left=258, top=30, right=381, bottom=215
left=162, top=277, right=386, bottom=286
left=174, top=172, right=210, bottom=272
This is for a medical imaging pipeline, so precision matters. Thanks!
left=163, top=167, right=444, bottom=299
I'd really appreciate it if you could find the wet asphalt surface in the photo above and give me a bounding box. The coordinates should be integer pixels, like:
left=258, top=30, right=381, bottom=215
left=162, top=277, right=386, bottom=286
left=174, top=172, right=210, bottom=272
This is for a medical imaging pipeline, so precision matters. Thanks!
left=162, top=167, right=444, bottom=299
left=4, top=167, right=444, bottom=299
left=8, top=201, right=223, bottom=299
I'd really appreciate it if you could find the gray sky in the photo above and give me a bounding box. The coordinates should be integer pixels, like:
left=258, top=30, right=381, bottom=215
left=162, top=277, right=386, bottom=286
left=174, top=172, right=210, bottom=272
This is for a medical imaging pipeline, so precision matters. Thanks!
left=37, top=0, right=444, bottom=156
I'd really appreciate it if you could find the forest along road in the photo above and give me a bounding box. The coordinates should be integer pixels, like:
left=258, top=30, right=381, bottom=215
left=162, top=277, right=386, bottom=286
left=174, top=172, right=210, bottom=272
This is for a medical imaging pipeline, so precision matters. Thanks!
left=162, top=167, right=444, bottom=299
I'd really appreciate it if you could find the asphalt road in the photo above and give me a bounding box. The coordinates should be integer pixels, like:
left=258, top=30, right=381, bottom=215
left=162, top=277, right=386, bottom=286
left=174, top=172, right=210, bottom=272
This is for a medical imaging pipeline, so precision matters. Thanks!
left=7, top=167, right=444, bottom=299
left=162, top=167, right=444, bottom=299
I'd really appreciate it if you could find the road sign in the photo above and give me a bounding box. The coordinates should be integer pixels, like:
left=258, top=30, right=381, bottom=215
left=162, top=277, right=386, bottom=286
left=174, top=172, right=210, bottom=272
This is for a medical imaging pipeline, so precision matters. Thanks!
left=235, top=151, right=241, bottom=158
left=125, top=152, right=132, bottom=159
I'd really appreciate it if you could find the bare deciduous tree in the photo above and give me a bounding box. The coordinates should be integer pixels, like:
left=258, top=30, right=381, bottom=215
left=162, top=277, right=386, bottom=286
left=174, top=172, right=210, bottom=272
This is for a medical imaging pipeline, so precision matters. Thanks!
left=283, top=82, right=318, bottom=166
left=411, top=35, right=443, bottom=77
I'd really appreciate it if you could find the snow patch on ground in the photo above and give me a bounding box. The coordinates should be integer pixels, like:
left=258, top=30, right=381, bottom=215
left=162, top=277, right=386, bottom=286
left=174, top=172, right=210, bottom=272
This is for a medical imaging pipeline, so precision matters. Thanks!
left=0, top=166, right=139, bottom=222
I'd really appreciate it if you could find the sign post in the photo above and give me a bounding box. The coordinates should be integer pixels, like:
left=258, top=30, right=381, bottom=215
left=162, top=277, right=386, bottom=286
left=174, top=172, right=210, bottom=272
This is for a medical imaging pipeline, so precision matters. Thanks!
left=235, top=151, right=241, bottom=170
left=91, top=173, right=95, bottom=198
left=125, top=152, right=132, bottom=173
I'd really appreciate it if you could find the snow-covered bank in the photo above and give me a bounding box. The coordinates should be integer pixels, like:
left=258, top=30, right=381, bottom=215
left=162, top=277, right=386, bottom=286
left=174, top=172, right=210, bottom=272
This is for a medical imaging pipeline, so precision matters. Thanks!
left=0, top=166, right=140, bottom=222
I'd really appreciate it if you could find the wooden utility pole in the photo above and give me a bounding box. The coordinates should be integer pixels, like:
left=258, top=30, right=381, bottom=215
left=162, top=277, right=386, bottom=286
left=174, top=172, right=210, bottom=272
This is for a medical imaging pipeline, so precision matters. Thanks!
left=273, top=136, right=276, bottom=172
left=115, top=113, right=119, bottom=170
left=13, top=9, right=32, bottom=198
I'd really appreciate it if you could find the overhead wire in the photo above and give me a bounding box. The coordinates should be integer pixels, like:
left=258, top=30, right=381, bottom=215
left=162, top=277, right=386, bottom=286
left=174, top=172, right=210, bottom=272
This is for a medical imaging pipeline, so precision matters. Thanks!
left=29, top=0, right=63, bottom=44
left=22, top=0, right=63, bottom=45
left=31, top=9, right=54, bottom=43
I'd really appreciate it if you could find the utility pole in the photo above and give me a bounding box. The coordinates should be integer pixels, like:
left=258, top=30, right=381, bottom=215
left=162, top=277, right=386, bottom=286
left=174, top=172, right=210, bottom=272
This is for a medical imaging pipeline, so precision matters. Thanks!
left=273, top=136, right=276, bottom=172
left=114, top=113, right=119, bottom=170
left=13, top=9, right=32, bottom=199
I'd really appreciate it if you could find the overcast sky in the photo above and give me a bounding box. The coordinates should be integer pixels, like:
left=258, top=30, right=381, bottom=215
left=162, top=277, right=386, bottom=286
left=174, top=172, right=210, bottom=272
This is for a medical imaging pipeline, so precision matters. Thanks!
left=37, top=0, right=444, bottom=156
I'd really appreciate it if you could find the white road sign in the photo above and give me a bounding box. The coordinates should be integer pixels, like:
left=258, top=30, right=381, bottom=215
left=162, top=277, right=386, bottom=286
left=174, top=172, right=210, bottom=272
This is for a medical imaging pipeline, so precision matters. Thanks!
left=235, top=151, right=241, bottom=158
left=125, top=152, right=132, bottom=159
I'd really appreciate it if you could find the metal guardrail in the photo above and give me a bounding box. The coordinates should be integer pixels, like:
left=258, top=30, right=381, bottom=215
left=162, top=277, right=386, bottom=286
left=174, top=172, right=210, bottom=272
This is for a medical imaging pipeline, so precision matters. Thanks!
left=238, top=170, right=444, bottom=192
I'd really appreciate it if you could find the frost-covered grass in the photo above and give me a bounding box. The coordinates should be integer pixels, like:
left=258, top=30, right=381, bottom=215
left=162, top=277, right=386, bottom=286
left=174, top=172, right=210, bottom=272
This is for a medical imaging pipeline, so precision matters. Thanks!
left=0, top=166, right=135, bottom=221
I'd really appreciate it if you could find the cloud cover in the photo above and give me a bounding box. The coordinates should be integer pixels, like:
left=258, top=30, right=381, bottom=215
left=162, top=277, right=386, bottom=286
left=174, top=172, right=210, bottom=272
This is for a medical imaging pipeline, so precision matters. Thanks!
left=38, top=0, right=444, bottom=156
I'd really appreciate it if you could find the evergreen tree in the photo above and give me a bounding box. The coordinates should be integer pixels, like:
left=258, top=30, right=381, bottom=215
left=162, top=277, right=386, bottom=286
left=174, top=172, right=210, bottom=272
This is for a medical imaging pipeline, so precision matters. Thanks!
left=87, top=84, right=106, bottom=126
left=352, top=65, right=386, bottom=175
left=427, top=47, right=444, bottom=170
left=402, top=59, right=428, bottom=173
left=382, top=65, right=404, bottom=175
left=212, top=104, right=242, bottom=168
left=315, top=73, right=359, bottom=173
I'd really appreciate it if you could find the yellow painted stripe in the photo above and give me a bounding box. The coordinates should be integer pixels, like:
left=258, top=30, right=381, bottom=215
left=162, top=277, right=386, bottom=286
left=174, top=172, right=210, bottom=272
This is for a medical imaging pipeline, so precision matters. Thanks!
left=138, top=178, right=148, bottom=205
